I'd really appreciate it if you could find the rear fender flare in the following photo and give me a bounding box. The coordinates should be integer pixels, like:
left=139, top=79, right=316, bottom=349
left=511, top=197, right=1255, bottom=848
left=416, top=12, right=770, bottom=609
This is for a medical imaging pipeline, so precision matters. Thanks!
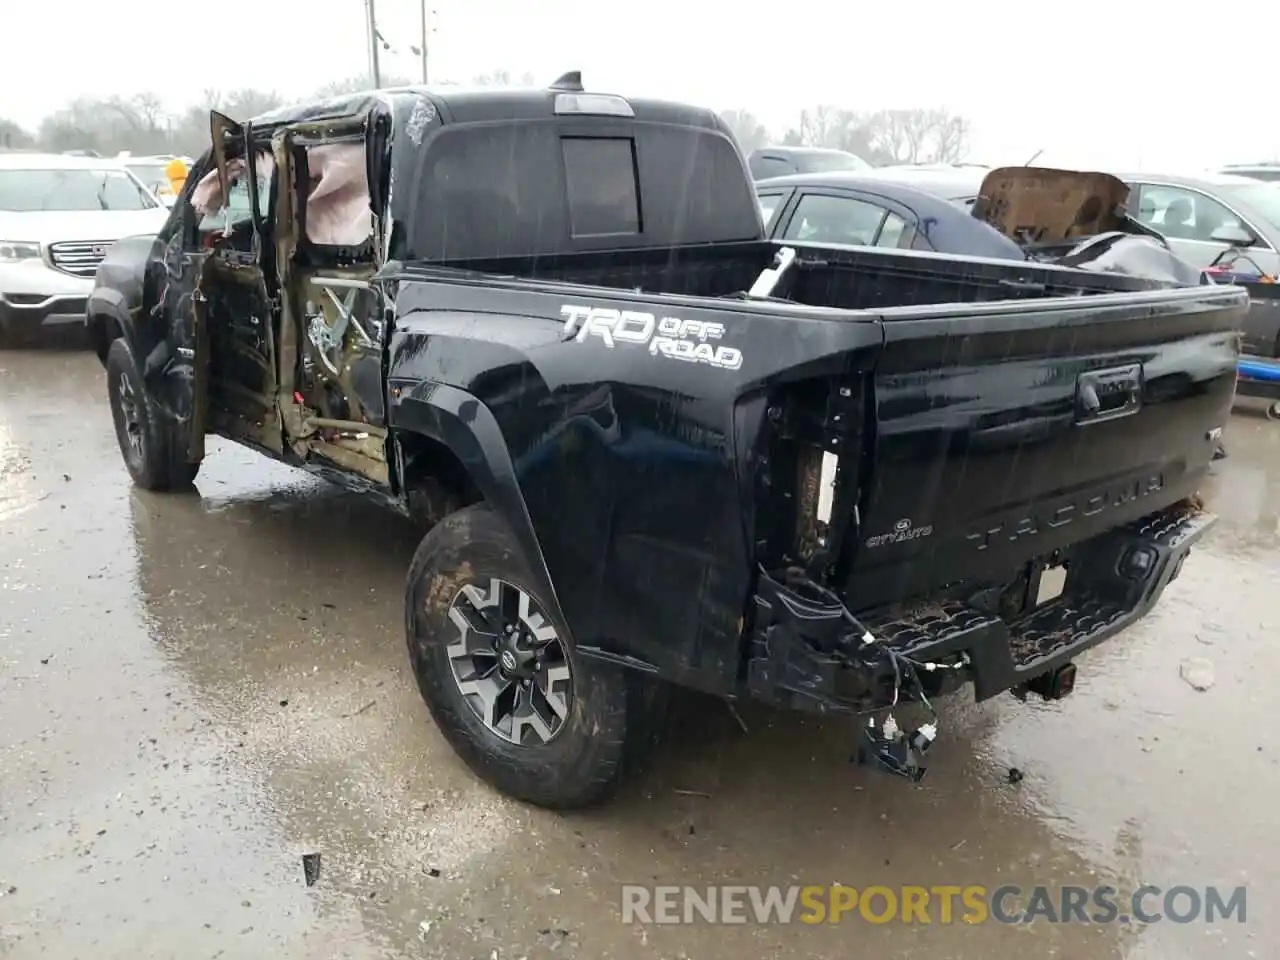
left=394, top=382, right=566, bottom=630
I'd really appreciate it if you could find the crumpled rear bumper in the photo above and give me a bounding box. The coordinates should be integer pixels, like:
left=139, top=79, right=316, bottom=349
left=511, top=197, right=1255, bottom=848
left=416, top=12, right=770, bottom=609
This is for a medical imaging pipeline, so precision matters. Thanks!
left=745, top=499, right=1215, bottom=714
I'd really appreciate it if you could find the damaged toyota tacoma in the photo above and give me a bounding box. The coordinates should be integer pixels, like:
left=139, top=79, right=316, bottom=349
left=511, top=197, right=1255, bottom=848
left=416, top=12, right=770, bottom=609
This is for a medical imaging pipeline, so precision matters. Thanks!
left=87, top=74, right=1246, bottom=808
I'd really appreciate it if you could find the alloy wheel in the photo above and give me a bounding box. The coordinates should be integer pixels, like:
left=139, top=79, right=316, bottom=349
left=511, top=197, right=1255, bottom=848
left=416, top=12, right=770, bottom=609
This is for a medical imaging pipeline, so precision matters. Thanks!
left=116, top=372, right=144, bottom=460
left=445, top=577, right=573, bottom=745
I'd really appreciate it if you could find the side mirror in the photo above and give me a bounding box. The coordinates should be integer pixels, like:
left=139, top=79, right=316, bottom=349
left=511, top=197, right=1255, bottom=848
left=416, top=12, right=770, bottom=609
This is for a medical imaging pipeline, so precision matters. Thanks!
left=1210, top=224, right=1255, bottom=247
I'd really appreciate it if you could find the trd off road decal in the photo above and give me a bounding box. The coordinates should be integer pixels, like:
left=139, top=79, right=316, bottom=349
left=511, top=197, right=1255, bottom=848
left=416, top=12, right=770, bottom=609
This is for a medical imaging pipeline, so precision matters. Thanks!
left=560, top=304, right=744, bottom=371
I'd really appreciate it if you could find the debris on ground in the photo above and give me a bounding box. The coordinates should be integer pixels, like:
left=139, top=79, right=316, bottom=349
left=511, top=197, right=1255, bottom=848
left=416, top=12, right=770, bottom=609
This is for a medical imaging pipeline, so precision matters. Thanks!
left=1007, top=767, right=1025, bottom=784
left=302, top=852, right=322, bottom=887
left=1179, top=658, right=1215, bottom=691
left=726, top=701, right=749, bottom=733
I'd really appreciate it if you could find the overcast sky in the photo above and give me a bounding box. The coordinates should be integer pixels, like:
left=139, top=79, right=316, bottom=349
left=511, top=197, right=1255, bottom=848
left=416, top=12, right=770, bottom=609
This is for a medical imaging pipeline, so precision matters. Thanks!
left=4, top=0, right=1276, bottom=172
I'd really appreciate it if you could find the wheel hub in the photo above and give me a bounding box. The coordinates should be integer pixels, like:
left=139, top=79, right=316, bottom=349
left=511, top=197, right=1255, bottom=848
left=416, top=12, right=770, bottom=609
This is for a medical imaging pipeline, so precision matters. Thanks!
left=444, top=577, right=573, bottom=745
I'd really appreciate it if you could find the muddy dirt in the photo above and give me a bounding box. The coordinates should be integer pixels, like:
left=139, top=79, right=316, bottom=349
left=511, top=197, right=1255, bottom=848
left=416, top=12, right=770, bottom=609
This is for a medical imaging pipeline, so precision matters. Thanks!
left=1, top=349, right=1274, bottom=959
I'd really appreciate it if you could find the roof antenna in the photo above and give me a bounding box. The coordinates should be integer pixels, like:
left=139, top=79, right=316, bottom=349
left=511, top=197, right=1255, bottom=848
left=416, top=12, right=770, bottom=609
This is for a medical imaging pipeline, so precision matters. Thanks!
left=1023, top=148, right=1043, bottom=166
left=549, top=70, right=584, bottom=92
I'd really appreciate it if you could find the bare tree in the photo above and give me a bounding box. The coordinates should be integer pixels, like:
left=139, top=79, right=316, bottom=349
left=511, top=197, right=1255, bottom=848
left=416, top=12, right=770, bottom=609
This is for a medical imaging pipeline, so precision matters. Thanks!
left=131, top=93, right=167, bottom=132
left=780, top=106, right=877, bottom=161
left=780, top=105, right=970, bottom=165
left=312, top=74, right=414, bottom=99
left=215, top=88, right=286, bottom=120
left=719, top=109, right=770, bottom=155
left=21, top=79, right=972, bottom=171
left=863, top=108, right=970, bottom=165
left=0, top=118, right=34, bottom=150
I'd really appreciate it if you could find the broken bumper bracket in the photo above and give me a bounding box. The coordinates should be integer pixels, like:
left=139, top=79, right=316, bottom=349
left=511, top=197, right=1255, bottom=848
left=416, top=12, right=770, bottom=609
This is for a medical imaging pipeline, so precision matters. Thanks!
left=746, top=501, right=1217, bottom=713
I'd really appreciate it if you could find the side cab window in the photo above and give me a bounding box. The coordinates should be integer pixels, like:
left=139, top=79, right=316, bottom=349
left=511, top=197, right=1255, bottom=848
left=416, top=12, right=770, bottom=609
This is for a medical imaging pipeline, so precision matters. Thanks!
left=183, top=138, right=274, bottom=252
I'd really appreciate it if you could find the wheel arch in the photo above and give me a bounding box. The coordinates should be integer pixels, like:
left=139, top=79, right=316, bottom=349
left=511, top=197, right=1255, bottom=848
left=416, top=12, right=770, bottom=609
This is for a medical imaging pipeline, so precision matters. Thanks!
left=392, top=382, right=568, bottom=629
left=86, top=289, right=135, bottom=367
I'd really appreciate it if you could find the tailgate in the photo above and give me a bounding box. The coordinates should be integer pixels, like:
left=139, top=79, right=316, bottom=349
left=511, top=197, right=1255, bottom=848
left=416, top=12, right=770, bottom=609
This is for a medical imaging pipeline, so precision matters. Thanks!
left=845, top=285, right=1246, bottom=608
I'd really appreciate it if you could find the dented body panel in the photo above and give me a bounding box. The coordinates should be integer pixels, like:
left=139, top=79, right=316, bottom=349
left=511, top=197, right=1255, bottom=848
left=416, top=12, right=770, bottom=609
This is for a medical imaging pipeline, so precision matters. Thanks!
left=385, top=272, right=885, bottom=691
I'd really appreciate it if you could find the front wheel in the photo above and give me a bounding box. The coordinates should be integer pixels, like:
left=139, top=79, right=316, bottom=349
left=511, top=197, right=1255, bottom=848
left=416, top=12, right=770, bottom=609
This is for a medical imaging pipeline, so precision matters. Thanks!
left=1267, top=401, right=1280, bottom=421
left=405, top=503, right=664, bottom=809
left=106, top=338, right=200, bottom=491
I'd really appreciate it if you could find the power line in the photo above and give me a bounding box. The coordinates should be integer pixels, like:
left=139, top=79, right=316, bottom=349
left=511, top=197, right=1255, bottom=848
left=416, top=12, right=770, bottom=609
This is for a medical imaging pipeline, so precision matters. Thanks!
left=366, top=1, right=437, bottom=86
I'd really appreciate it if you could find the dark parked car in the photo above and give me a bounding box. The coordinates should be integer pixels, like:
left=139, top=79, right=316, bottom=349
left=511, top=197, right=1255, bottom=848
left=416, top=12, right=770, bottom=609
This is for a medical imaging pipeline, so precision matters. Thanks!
left=1220, top=163, right=1280, bottom=183
left=754, top=171, right=1026, bottom=259
left=755, top=167, right=1204, bottom=286
left=843, top=162, right=993, bottom=205
left=747, top=146, right=870, bottom=180
left=89, top=77, right=1240, bottom=807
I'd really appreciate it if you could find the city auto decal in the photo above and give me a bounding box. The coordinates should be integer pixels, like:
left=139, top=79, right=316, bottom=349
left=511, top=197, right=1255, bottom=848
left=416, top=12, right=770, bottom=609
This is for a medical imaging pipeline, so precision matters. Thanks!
left=560, top=304, right=744, bottom=371
left=865, top=517, right=934, bottom=549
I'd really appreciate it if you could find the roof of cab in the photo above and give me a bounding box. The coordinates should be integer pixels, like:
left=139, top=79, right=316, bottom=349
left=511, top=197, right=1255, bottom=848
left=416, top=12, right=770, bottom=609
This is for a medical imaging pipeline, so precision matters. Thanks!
left=249, top=81, right=727, bottom=134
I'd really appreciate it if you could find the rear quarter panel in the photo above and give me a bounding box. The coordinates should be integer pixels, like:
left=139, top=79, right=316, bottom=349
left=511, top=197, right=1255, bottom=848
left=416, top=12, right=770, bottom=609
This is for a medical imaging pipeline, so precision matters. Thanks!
left=386, top=277, right=883, bottom=692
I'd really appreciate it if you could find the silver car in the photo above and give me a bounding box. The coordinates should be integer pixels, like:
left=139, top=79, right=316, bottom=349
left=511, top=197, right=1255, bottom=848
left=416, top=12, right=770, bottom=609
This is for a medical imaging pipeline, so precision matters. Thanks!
left=1113, top=171, right=1280, bottom=275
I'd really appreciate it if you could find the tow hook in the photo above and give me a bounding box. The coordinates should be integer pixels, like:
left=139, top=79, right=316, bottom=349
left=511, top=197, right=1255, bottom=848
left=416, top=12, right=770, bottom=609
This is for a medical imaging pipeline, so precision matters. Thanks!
left=1012, top=662, right=1078, bottom=702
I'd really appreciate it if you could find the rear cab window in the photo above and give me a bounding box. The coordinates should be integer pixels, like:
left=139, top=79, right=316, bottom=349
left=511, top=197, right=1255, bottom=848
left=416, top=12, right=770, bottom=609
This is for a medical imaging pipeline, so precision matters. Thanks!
left=395, top=109, right=762, bottom=261
left=562, top=138, right=641, bottom=237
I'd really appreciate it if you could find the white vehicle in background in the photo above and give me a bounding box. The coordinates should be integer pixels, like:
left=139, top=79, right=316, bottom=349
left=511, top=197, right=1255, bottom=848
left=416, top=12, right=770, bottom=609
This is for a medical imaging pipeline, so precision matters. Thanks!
left=0, top=153, right=169, bottom=345
left=118, top=153, right=183, bottom=206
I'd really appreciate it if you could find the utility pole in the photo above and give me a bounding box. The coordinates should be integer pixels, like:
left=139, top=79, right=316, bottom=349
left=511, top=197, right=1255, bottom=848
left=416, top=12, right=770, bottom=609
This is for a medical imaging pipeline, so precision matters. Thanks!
left=365, top=0, right=382, bottom=87
left=419, top=0, right=429, bottom=83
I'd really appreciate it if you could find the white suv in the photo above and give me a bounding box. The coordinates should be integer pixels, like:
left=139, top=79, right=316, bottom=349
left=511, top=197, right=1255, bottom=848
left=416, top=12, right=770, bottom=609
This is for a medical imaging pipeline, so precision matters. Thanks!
left=0, top=153, right=170, bottom=343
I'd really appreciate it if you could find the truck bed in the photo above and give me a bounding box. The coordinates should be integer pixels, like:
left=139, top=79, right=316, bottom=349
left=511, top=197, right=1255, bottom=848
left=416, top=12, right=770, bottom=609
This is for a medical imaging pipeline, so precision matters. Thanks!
left=431, top=238, right=1170, bottom=312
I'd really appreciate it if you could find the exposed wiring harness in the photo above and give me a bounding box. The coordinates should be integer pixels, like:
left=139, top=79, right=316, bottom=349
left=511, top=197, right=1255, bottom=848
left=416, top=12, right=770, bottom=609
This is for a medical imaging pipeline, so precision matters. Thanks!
left=773, top=565, right=969, bottom=781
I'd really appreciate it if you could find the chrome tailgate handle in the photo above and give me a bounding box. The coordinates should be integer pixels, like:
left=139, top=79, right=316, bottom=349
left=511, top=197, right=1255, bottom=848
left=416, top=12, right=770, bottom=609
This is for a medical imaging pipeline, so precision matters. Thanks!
left=1076, top=363, right=1143, bottom=424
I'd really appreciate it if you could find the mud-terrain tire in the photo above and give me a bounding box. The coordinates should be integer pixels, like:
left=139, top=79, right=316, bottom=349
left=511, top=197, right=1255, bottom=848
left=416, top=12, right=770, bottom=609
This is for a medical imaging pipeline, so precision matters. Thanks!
left=106, top=338, right=200, bottom=491
left=405, top=503, right=665, bottom=809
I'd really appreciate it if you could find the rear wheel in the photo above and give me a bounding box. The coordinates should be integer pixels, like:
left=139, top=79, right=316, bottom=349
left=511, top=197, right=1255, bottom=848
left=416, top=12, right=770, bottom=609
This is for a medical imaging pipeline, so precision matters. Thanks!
left=106, top=338, right=200, bottom=491
left=1267, top=401, right=1280, bottom=421
left=405, top=503, right=664, bottom=809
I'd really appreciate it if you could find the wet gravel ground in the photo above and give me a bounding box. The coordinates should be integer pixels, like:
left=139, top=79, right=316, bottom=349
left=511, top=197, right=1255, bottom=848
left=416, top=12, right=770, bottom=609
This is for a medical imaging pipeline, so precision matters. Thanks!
left=1, top=347, right=1276, bottom=959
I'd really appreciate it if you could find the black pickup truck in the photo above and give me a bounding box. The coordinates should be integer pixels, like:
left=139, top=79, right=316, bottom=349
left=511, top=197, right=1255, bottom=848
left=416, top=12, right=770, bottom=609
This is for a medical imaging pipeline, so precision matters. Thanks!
left=88, top=74, right=1245, bottom=808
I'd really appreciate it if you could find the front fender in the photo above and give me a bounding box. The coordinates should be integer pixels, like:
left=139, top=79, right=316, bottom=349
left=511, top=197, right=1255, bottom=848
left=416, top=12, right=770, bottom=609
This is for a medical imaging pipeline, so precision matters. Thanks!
left=392, top=381, right=569, bottom=633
